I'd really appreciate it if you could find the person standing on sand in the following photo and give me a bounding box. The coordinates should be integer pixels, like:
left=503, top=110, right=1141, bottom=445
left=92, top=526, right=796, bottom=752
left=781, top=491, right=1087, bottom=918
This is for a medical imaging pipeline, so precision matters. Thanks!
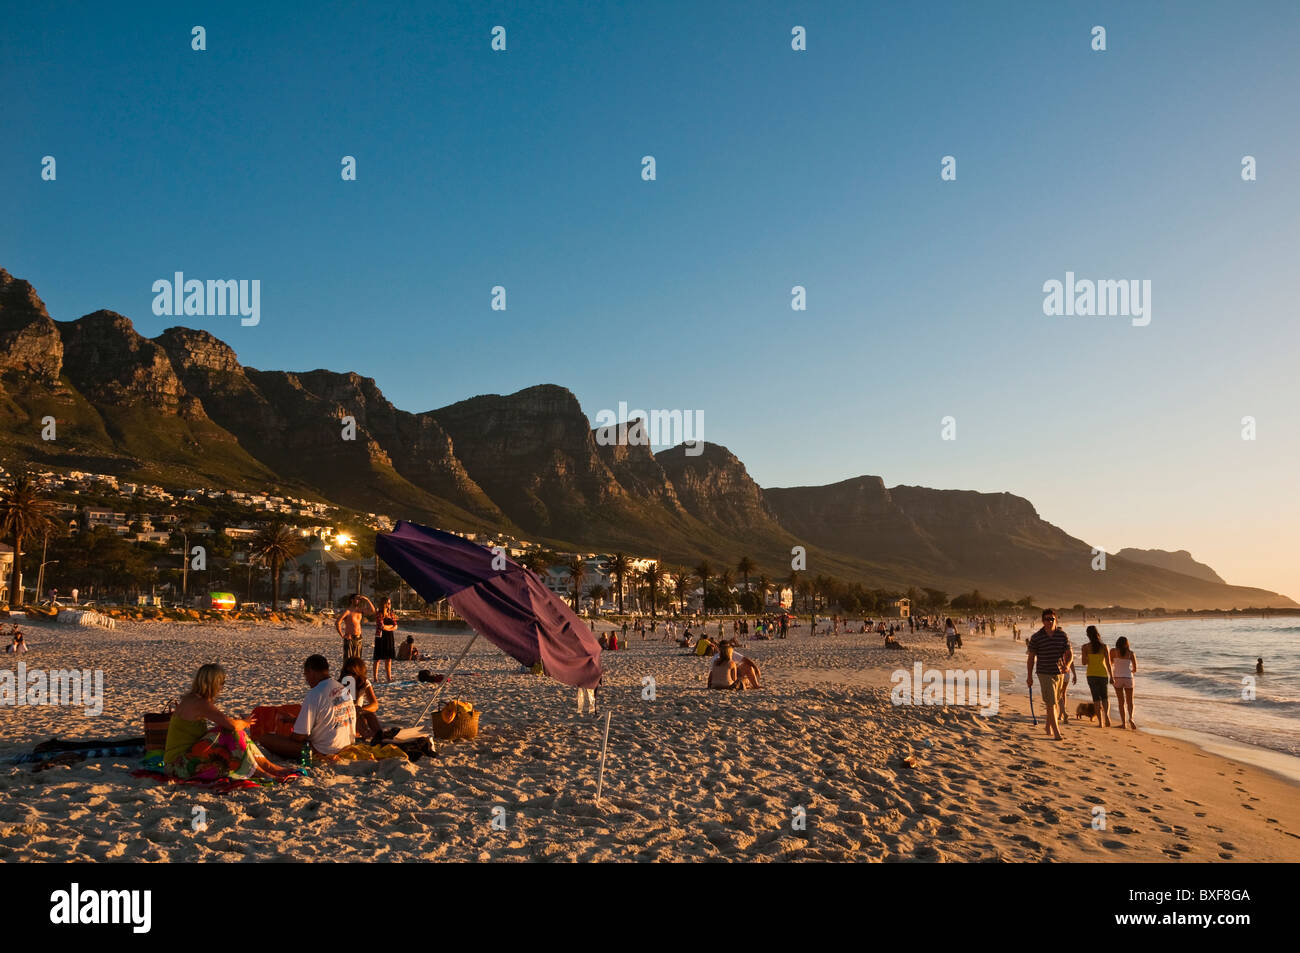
left=1026, top=609, right=1071, bottom=740
left=373, top=597, right=397, bottom=683
left=944, top=617, right=960, bottom=657
left=1109, top=636, right=1138, bottom=729
left=1256, top=657, right=1264, bottom=675
left=1081, top=625, right=1115, bottom=727
left=337, top=594, right=374, bottom=669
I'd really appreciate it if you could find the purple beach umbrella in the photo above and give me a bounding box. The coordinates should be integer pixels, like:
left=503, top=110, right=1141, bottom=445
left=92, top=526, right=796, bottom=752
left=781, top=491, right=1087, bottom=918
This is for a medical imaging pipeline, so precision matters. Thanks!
left=375, top=520, right=603, bottom=689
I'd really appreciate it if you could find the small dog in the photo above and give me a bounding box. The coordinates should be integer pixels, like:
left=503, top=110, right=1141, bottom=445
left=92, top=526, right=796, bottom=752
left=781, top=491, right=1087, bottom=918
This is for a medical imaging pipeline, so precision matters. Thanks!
left=1075, top=702, right=1100, bottom=724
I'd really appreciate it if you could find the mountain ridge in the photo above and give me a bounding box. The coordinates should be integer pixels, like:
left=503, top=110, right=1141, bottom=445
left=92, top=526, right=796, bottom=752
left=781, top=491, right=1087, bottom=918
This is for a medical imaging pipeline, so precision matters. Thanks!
left=0, top=267, right=1292, bottom=610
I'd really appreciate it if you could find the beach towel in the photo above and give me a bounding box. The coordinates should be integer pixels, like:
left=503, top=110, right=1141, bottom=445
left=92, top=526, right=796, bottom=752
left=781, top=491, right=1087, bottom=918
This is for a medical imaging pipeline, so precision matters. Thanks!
left=324, top=742, right=409, bottom=763
left=3, top=737, right=146, bottom=766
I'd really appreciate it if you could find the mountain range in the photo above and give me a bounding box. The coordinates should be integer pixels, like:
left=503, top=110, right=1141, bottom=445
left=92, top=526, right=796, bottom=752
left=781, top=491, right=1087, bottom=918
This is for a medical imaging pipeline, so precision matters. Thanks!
left=0, top=267, right=1292, bottom=609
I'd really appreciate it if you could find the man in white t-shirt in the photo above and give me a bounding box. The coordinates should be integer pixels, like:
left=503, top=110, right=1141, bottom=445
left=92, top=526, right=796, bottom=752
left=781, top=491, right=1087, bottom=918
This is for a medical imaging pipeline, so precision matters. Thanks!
left=258, top=654, right=356, bottom=760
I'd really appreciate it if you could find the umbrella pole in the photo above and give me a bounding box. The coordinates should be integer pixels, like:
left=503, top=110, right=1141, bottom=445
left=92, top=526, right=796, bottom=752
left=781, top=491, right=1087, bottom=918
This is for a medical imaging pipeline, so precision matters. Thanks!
left=595, top=710, right=612, bottom=805
left=410, top=632, right=479, bottom=729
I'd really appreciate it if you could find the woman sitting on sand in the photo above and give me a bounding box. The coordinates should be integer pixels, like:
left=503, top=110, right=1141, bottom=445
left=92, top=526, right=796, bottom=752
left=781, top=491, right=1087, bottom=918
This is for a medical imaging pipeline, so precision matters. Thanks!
left=6, top=631, right=26, bottom=654
left=708, top=643, right=743, bottom=690
left=1110, top=636, right=1138, bottom=729
left=342, top=656, right=385, bottom=744
left=164, top=664, right=298, bottom=782
left=712, top=640, right=761, bottom=689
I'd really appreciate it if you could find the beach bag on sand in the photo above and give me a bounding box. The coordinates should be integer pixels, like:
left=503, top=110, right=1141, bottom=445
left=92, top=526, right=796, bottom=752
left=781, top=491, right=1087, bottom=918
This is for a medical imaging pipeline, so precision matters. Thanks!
left=249, top=704, right=302, bottom=740
left=143, top=715, right=170, bottom=753
left=143, top=703, right=175, bottom=753
left=431, top=700, right=479, bottom=741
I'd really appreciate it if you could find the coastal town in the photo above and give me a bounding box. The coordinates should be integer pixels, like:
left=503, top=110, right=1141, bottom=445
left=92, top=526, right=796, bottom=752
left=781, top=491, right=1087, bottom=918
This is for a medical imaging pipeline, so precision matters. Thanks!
left=0, top=465, right=798, bottom=616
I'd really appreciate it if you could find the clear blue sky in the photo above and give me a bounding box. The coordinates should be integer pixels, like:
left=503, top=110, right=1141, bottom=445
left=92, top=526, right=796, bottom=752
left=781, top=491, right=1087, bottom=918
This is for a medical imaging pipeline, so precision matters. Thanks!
left=5, top=1, right=1298, bottom=598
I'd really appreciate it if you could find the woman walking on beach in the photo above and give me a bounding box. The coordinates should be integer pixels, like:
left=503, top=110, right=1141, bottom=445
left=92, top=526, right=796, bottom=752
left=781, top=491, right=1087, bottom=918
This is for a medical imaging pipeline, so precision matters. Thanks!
left=944, top=617, right=961, bottom=656
left=164, top=664, right=297, bottom=782
left=373, top=596, right=397, bottom=683
left=1110, top=636, right=1138, bottom=729
left=1081, top=626, right=1114, bottom=727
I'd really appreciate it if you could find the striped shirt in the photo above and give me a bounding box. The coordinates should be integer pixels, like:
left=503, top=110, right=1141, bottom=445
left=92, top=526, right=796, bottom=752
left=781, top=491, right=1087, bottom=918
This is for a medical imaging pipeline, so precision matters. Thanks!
left=1028, top=627, right=1071, bottom=675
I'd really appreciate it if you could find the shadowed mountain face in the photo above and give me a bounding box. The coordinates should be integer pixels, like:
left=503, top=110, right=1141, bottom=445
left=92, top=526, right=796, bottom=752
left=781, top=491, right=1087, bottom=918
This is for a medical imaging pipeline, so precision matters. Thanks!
left=0, top=267, right=1292, bottom=610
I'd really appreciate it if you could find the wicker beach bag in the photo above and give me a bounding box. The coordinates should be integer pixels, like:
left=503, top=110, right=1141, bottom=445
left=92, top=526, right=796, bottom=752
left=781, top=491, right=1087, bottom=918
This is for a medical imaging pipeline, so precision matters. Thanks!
left=431, top=700, right=479, bottom=741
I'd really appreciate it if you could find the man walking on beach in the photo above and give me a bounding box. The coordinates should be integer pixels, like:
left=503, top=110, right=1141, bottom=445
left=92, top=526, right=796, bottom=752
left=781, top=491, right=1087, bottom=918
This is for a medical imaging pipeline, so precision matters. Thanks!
left=1026, top=609, right=1071, bottom=740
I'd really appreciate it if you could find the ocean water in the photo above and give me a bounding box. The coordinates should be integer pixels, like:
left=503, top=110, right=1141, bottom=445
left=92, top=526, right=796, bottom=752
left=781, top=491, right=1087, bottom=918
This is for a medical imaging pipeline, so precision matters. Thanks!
left=991, top=617, right=1300, bottom=762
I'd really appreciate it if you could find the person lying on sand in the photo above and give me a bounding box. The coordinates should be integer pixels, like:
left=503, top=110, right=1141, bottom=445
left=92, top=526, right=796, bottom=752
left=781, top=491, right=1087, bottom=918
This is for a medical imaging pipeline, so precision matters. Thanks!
left=258, top=655, right=357, bottom=763
left=708, top=643, right=744, bottom=690
left=165, top=664, right=298, bottom=782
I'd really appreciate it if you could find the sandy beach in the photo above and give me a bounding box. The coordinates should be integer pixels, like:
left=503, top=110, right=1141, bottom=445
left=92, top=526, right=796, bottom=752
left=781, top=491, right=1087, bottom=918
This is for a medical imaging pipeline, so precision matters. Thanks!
left=1, top=616, right=1297, bottom=862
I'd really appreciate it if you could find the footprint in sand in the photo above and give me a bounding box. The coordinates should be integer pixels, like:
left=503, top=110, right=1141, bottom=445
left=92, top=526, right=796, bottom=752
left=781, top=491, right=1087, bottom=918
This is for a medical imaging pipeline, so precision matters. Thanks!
left=1101, top=839, right=1129, bottom=850
left=1112, top=825, right=1137, bottom=834
left=999, top=814, right=1023, bottom=824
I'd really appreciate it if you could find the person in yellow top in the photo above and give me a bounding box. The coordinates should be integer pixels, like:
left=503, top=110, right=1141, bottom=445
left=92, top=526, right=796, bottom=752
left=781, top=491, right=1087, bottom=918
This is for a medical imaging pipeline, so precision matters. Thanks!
left=164, top=663, right=298, bottom=781
left=1080, top=625, right=1115, bottom=728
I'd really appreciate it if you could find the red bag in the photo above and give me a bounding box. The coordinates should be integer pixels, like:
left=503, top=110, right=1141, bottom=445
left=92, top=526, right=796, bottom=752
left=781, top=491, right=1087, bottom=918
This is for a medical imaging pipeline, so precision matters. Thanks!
left=250, top=704, right=301, bottom=739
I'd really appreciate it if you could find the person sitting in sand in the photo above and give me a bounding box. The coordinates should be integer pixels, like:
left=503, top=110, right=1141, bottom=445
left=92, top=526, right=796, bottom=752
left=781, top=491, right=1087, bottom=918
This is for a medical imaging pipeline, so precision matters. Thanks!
left=1109, top=636, right=1138, bottom=730
left=677, top=627, right=693, bottom=648
left=694, top=634, right=714, bottom=657
left=258, top=655, right=357, bottom=762
left=6, top=631, right=26, bottom=654
left=397, top=634, right=421, bottom=661
left=712, top=640, right=761, bottom=688
left=164, top=663, right=297, bottom=782
left=342, top=656, right=384, bottom=744
left=708, top=643, right=743, bottom=690
left=337, top=595, right=375, bottom=670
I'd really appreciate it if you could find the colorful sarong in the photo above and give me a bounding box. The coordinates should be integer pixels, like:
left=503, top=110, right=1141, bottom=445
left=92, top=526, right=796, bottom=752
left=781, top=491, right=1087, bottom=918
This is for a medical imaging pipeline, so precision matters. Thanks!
left=168, top=729, right=260, bottom=782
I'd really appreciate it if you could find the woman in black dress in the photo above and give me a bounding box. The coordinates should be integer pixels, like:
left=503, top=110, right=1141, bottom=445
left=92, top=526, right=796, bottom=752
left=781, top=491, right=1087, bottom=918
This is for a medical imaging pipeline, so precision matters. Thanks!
left=373, top=597, right=398, bottom=683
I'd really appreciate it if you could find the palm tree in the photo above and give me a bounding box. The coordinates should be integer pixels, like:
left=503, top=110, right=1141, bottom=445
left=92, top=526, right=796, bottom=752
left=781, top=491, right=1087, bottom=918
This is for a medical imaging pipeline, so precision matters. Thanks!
left=251, top=522, right=305, bottom=610
left=0, top=473, right=57, bottom=607
left=736, top=556, right=755, bottom=597
left=643, top=561, right=667, bottom=620
left=520, top=550, right=553, bottom=576
left=566, top=556, right=586, bottom=611
left=608, top=553, right=630, bottom=614
left=673, top=570, right=689, bottom=615
left=693, top=560, right=713, bottom=614
left=586, top=583, right=608, bottom=615
left=717, top=569, right=735, bottom=611
left=754, top=574, right=771, bottom=611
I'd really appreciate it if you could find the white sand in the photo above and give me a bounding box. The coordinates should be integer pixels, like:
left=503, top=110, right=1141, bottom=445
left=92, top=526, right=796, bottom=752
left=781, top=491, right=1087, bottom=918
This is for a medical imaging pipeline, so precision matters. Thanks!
left=1, top=617, right=1297, bottom=862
